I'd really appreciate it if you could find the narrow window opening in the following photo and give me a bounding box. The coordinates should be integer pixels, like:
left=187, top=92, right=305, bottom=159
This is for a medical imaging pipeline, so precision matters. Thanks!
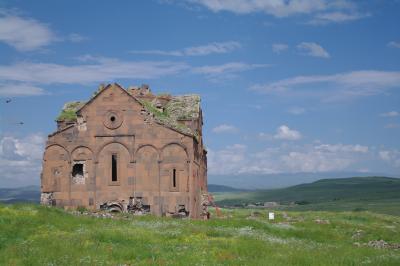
left=172, top=169, right=176, bottom=188
left=112, top=154, right=118, bottom=181
left=72, top=163, right=83, bottom=177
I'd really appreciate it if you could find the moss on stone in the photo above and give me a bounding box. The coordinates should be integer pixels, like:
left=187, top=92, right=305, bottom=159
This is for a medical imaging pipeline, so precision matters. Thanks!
left=165, top=95, right=200, bottom=120
left=56, top=101, right=85, bottom=121
left=139, top=99, right=196, bottom=138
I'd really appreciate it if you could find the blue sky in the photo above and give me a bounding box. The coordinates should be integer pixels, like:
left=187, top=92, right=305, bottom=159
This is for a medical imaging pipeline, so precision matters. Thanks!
left=0, top=0, right=399, bottom=187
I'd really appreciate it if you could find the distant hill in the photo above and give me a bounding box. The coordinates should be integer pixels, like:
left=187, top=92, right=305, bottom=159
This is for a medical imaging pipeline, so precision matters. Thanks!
left=214, top=176, right=400, bottom=215
left=208, top=184, right=247, bottom=192
left=0, top=186, right=40, bottom=203
left=208, top=172, right=394, bottom=189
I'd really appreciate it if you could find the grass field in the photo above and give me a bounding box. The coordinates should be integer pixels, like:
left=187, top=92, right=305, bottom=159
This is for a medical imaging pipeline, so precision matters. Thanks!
left=1, top=204, right=400, bottom=265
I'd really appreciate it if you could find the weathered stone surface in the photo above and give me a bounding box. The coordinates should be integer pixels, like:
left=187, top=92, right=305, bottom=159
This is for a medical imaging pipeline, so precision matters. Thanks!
left=41, top=83, right=208, bottom=219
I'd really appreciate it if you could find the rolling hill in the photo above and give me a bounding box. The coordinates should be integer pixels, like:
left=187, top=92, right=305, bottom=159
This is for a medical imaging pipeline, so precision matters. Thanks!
left=214, top=176, right=400, bottom=215
left=0, top=186, right=40, bottom=203
left=207, top=184, right=248, bottom=192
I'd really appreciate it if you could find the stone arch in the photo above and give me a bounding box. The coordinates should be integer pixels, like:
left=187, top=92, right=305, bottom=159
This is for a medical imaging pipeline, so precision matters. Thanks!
left=95, top=142, right=130, bottom=188
left=70, top=145, right=94, bottom=160
left=70, top=146, right=94, bottom=187
left=160, top=143, right=189, bottom=195
left=135, top=144, right=160, bottom=161
left=95, top=141, right=132, bottom=163
left=45, top=144, right=70, bottom=163
left=135, top=145, right=159, bottom=191
left=42, top=144, right=70, bottom=192
left=161, top=143, right=189, bottom=162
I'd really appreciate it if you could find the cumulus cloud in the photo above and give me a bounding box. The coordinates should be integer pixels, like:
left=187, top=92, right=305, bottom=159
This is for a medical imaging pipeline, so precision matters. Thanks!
left=0, top=9, right=88, bottom=52
left=130, top=41, right=241, bottom=56
left=208, top=141, right=376, bottom=175
left=272, top=43, right=289, bottom=54
left=0, top=9, right=55, bottom=51
left=297, top=42, right=330, bottom=58
left=379, top=150, right=400, bottom=167
left=380, top=111, right=399, bottom=117
left=250, top=70, right=400, bottom=101
left=212, top=124, right=238, bottom=133
left=0, top=133, right=45, bottom=187
left=207, top=144, right=250, bottom=175
left=274, top=125, right=302, bottom=140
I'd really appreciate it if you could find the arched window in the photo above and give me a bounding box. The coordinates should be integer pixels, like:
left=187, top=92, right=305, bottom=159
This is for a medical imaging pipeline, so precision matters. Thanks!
left=172, top=169, right=177, bottom=188
left=111, top=154, right=118, bottom=182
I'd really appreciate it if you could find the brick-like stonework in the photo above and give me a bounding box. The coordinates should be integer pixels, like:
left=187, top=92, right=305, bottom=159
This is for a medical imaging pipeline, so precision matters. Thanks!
left=41, top=84, right=207, bottom=219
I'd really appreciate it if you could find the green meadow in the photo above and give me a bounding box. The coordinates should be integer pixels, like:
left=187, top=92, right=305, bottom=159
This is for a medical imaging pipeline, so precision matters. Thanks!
left=1, top=204, right=399, bottom=265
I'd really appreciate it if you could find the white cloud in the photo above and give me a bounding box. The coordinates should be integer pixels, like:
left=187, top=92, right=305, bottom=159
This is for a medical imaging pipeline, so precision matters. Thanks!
left=0, top=57, right=189, bottom=85
left=379, top=150, right=400, bottom=167
left=272, top=43, right=289, bottom=54
left=297, top=42, right=330, bottom=58
left=0, top=55, right=266, bottom=95
left=66, top=33, right=88, bottom=43
left=257, top=132, right=273, bottom=141
left=188, top=0, right=329, bottom=17
left=309, top=11, right=369, bottom=25
left=208, top=141, right=375, bottom=175
left=0, top=10, right=55, bottom=51
left=207, top=144, right=248, bottom=175
left=212, top=124, right=238, bottom=133
left=274, top=125, right=302, bottom=140
left=130, top=41, right=241, bottom=56
left=0, top=83, right=45, bottom=96
left=192, top=62, right=268, bottom=82
left=315, top=143, right=368, bottom=153
left=380, top=111, right=399, bottom=117
left=388, top=41, right=400, bottom=49
left=183, top=0, right=365, bottom=24
left=250, top=70, right=400, bottom=101
left=288, top=107, right=306, bottom=115
left=193, top=62, right=267, bottom=75
left=0, top=133, right=45, bottom=187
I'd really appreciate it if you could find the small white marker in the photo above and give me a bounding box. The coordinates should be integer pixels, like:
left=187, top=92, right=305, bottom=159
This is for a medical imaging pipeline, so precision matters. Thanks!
left=268, top=212, right=275, bottom=220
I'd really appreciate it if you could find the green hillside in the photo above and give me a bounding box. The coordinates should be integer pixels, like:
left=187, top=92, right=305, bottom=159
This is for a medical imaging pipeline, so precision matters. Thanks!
left=214, top=177, right=400, bottom=215
left=1, top=204, right=400, bottom=265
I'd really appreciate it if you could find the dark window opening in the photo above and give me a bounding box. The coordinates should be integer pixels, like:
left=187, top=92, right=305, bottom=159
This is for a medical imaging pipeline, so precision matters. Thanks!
left=110, top=116, right=116, bottom=122
left=72, top=163, right=83, bottom=177
left=172, top=169, right=176, bottom=188
left=112, top=154, right=118, bottom=181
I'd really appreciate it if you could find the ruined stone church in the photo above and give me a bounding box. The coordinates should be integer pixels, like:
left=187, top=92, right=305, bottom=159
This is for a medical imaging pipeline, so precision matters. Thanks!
left=41, top=83, right=207, bottom=219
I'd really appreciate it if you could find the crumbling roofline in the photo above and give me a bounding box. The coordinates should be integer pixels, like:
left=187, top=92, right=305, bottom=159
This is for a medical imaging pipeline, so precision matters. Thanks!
left=48, top=124, right=75, bottom=137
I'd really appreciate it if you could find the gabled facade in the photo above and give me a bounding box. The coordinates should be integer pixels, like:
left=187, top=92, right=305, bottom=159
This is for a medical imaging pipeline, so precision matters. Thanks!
left=41, top=84, right=207, bottom=219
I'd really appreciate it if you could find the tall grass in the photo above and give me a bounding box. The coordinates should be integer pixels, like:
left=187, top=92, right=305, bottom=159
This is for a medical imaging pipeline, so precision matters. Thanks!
left=0, top=204, right=399, bottom=265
